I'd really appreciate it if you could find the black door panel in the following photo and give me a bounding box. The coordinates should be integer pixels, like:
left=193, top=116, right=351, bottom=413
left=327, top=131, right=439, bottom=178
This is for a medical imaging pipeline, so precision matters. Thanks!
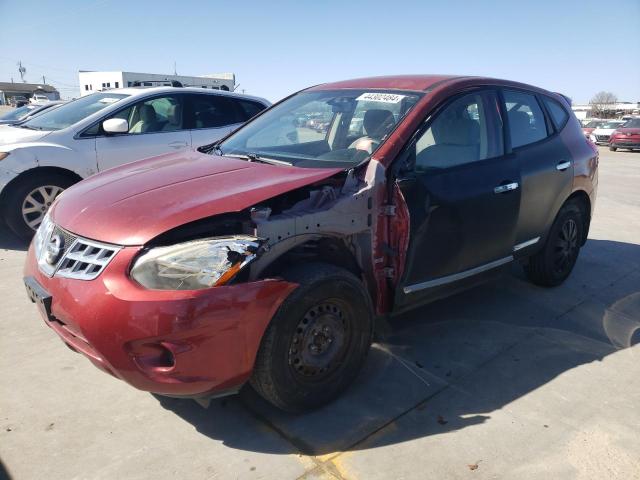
left=395, top=89, right=520, bottom=309
left=501, top=90, right=574, bottom=250
left=399, top=157, right=520, bottom=290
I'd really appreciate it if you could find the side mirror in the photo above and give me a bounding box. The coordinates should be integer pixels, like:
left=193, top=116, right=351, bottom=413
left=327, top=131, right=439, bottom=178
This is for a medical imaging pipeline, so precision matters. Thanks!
left=102, top=118, right=128, bottom=134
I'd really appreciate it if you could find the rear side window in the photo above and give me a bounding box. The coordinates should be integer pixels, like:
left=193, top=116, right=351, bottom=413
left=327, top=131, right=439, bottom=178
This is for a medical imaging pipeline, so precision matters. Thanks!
left=503, top=90, right=548, bottom=148
left=236, top=99, right=267, bottom=121
left=190, top=94, right=241, bottom=129
left=543, top=97, right=569, bottom=130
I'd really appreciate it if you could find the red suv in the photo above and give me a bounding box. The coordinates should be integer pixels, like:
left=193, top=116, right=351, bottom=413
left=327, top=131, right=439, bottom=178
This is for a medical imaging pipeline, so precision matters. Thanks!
left=24, top=75, right=598, bottom=412
left=609, top=117, right=640, bottom=151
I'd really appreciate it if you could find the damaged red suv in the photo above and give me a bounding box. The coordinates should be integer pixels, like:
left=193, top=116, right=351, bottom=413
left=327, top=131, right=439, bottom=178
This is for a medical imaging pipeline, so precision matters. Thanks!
left=24, top=75, right=598, bottom=412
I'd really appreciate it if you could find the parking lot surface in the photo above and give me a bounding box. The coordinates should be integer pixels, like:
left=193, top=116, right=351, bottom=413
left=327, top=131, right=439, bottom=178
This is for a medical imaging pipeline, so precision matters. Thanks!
left=1, top=147, right=639, bottom=480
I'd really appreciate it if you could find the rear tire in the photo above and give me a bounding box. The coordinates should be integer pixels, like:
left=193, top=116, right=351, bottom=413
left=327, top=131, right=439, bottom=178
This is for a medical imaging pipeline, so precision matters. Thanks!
left=524, top=201, right=583, bottom=287
left=609, top=146, right=617, bottom=151
left=250, top=262, right=373, bottom=412
left=3, top=172, right=75, bottom=241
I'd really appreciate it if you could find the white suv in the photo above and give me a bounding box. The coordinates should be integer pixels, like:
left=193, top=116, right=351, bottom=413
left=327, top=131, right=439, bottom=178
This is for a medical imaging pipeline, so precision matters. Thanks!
left=0, top=86, right=270, bottom=238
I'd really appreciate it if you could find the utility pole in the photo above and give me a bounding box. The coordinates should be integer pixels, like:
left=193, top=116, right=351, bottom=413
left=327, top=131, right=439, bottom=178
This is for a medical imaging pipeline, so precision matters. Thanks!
left=17, top=61, right=26, bottom=83
left=42, top=75, right=46, bottom=85
left=173, top=61, right=177, bottom=76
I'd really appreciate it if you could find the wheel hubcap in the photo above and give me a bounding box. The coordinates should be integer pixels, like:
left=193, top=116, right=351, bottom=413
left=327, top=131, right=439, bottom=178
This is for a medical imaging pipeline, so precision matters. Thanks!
left=288, top=302, right=349, bottom=379
left=554, top=218, right=578, bottom=274
left=21, top=185, right=64, bottom=231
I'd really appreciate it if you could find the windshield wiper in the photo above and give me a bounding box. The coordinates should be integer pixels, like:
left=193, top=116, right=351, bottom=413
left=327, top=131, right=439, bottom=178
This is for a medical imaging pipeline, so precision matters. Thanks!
left=223, top=152, right=292, bottom=166
left=18, top=124, right=39, bottom=130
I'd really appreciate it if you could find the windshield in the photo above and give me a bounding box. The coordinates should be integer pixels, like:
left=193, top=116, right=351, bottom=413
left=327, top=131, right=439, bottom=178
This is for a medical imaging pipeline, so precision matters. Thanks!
left=218, top=89, right=422, bottom=168
left=600, top=121, right=623, bottom=129
left=585, top=120, right=602, bottom=128
left=22, top=93, right=129, bottom=131
left=0, top=105, right=37, bottom=121
left=622, top=118, right=640, bottom=128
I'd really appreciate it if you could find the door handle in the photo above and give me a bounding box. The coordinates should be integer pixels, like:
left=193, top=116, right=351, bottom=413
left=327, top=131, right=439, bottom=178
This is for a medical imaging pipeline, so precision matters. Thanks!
left=168, top=141, right=188, bottom=149
left=494, top=182, right=519, bottom=194
left=556, top=160, right=571, bottom=171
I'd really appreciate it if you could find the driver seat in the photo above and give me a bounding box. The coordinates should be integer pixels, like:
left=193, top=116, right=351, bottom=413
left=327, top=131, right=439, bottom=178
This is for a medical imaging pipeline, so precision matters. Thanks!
left=349, top=109, right=395, bottom=153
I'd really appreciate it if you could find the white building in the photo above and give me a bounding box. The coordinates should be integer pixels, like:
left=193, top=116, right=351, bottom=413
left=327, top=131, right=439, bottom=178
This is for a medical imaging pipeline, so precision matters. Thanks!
left=571, top=102, right=640, bottom=120
left=78, top=71, right=235, bottom=97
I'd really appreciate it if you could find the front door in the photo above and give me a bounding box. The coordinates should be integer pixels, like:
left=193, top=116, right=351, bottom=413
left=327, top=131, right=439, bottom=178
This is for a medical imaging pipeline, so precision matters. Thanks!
left=96, top=94, right=191, bottom=171
left=394, top=89, right=521, bottom=309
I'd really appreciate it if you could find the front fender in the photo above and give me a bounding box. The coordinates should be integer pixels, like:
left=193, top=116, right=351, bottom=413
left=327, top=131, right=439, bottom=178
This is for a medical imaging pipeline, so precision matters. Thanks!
left=0, top=142, right=95, bottom=178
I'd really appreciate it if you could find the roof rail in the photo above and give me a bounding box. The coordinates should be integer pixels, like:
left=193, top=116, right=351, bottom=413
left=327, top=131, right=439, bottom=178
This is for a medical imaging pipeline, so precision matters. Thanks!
left=132, top=80, right=183, bottom=88
left=555, top=92, right=572, bottom=106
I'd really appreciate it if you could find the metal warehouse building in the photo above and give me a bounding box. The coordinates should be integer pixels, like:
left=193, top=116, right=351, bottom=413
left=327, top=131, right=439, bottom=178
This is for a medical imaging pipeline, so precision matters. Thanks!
left=0, top=82, right=60, bottom=105
left=78, top=71, right=235, bottom=96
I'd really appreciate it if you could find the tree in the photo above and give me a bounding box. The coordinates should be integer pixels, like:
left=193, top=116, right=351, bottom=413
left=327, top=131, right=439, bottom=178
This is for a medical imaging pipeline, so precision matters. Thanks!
left=589, top=91, right=618, bottom=118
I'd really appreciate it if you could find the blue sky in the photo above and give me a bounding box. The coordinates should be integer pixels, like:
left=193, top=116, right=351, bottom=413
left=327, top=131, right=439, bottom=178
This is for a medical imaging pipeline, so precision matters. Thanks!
left=0, top=0, right=638, bottom=103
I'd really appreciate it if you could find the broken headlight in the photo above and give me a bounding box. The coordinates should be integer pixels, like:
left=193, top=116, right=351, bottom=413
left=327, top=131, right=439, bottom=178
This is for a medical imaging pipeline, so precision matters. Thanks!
left=130, top=236, right=262, bottom=290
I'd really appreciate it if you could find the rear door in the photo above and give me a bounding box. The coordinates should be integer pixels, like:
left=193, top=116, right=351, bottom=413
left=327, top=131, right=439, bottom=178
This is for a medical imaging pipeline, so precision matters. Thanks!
left=502, top=89, right=573, bottom=254
left=96, top=94, right=191, bottom=171
left=395, top=89, right=521, bottom=308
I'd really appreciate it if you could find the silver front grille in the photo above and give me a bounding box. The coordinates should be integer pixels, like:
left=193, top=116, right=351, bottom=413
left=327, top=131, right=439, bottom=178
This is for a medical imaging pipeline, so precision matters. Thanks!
left=35, top=216, right=121, bottom=281
left=55, top=237, right=120, bottom=280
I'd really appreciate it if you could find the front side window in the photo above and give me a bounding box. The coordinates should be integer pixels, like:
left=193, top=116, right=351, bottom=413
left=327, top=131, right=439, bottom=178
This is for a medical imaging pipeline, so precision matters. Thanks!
left=414, top=91, right=503, bottom=170
left=622, top=118, right=640, bottom=128
left=219, top=89, right=422, bottom=168
left=503, top=90, right=548, bottom=148
left=22, top=93, right=129, bottom=131
left=108, top=95, right=184, bottom=134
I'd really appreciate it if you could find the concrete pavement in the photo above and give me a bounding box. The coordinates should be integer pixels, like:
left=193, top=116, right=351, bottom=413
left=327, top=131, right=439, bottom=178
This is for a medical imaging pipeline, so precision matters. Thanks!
left=1, top=147, right=638, bottom=479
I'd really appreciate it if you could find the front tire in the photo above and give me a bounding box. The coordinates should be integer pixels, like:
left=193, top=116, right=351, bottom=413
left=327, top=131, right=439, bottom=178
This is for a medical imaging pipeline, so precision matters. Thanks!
left=3, top=173, right=75, bottom=240
left=609, top=146, right=617, bottom=152
left=250, top=262, right=373, bottom=412
left=524, top=201, right=584, bottom=287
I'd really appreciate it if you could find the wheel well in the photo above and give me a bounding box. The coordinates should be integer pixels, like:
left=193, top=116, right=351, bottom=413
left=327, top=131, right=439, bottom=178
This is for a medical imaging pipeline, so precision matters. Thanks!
left=566, top=190, right=591, bottom=245
left=259, top=237, right=362, bottom=280
left=1, top=167, right=83, bottom=206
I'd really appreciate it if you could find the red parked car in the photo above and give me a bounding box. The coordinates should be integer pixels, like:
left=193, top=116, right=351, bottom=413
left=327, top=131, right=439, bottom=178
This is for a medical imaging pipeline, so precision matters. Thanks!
left=581, top=119, right=603, bottom=139
left=609, top=117, right=640, bottom=151
left=24, top=75, right=598, bottom=412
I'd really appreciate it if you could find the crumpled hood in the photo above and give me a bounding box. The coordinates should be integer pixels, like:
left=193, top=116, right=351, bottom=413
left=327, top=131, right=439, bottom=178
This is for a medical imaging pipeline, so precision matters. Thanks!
left=0, top=125, right=52, bottom=147
left=50, top=150, right=343, bottom=245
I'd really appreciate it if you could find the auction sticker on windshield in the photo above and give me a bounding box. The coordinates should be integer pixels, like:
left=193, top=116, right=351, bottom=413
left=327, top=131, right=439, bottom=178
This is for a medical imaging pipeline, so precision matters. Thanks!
left=356, top=92, right=406, bottom=103
left=99, top=97, right=122, bottom=104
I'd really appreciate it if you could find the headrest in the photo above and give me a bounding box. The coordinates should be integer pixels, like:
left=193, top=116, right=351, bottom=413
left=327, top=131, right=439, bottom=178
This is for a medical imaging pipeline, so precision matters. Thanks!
left=363, top=109, right=395, bottom=139
left=139, top=104, right=157, bottom=122
left=434, top=117, right=480, bottom=145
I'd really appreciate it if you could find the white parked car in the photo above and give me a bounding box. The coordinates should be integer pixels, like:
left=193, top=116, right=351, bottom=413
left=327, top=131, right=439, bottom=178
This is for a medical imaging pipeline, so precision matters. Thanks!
left=0, top=86, right=270, bottom=238
left=589, top=120, right=625, bottom=145
left=30, top=94, right=51, bottom=104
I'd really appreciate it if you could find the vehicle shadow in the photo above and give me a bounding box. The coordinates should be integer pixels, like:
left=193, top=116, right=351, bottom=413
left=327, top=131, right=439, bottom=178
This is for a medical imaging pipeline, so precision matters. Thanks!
left=140, top=239, right=640, bottom=455
left=0, top=224, right=28, bottom=252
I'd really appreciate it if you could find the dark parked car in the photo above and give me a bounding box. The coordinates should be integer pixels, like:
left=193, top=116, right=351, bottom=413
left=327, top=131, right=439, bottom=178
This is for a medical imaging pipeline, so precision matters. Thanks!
left=24, top=75, right=598, bottom=412
left=9, top=96, right=29, bottom=107
left=609, top=117, right=640, bottom=151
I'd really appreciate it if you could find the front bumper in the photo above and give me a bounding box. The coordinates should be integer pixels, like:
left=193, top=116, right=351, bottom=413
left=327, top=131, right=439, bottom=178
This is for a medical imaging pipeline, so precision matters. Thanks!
left=24, top=243, right=297, bottom=397
left=610, top=139, right=640, bottom=149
